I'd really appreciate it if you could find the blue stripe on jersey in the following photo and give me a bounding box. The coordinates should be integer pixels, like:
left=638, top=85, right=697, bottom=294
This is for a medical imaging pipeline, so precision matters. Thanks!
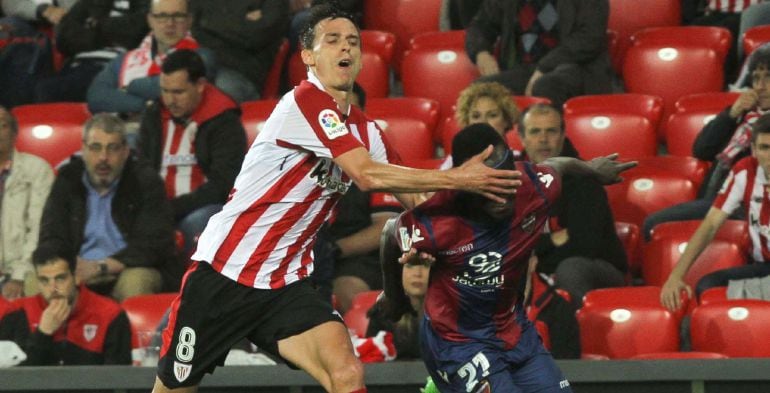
left=413, top=208, right=438, bottom=250
left=522, top=162, right=550, bottom=208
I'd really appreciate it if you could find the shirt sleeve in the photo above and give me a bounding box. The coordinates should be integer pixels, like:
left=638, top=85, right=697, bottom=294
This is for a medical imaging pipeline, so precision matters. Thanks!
left=277, top=81, right=364, bottom=159
left=531, top=163, right=562, bottom=206
left=393, top=210, right=435, bottom=255
left=713, top=159, right=749, bottom=215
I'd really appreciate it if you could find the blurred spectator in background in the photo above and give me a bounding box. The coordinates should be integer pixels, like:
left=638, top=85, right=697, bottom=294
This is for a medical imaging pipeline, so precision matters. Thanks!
left=87, top=0, right=215, bottom=117
left=644, top=47, right=770, bottom=240
left=137, top=50, right=246, bottom=255
left=365, top=250, right=429, bottom=360
left=518, top=104, right=627, bottom=309
left=0, top=245, right=132, bottom=365
left=189, top=0, right=288, bottom=102
left=0, top=0, right=76, bottom=37
left=445, top=0, right=481, bottom=29
left=465, top=0, right=614, bottom=109
left=661, top=113, right=770, bottom=311
left=39, top=114, right=177, bottom=301
left=0, top=106, right=53, bottom=300
left=35, top=0, right=149, bottom=103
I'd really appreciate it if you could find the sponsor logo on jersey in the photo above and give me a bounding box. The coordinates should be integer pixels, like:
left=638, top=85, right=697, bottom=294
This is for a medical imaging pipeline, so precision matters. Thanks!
left=559, top=379, right=571, bottom=389
left=537, top=172, right=554, bottom=188
left=397, top=225, right=425, bottom=252
left=521, top=213, right=536, bottom=233
left=83, top=324, right=98, bottom=342
left=309, top=158, right=349, bottom=193
left=162, top=153, right=198, bottom=167
left=174, top=361, right=192, bottom=382
left=453, top=251, right=504, bottom=289
left=318, top=109, right=349, bottom=140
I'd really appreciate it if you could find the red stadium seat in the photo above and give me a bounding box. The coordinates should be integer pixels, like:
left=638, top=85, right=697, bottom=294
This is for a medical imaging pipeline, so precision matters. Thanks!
left=343, top=290, right=382, bottom=336
left=630, top=26, right=732, bottom=60
left=378, top=117, right=434, bottom=164
left=608, top=0, right=681, bottom=71
left=630, top=156, right=710, bottom=191
left=261, top=39, right=289, bottom=99
left=366, top=97, right=440, bottom=133
left=615, top=221, right=641, bottom=276
left=604, top=161, right=699, bottom=229
left=699, top=286, right=728, bottom=305
left=511, top=95, right=551, bottom=111
left=12, top=102, right=90, bottom=169
left=361, top=30, right=397, bottom=65
left=623, top=35, right=725, bottom=140
left=363, top=0, right=442, bottom=73
left=743, top=25, right=770, bottom=57
left=691, top=300, right=770, bottom=357
left=563, top=94, right=664, bottom=130
left=642, top=221, right=749, bottom=288
left=666, top=92, right=740, bottom=155
left=564, top=110, right=657, bottom=160
left=240, top=99, right=279, bottom=146
left=577, top=286, right=683, bottom=359
left=402, top=45, right=480, bottom=123
left=122, top=293, right=178, bottom=348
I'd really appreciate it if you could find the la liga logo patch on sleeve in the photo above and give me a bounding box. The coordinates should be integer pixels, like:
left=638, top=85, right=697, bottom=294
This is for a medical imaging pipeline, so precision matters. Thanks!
left=318, top=109, right=349, bottom=140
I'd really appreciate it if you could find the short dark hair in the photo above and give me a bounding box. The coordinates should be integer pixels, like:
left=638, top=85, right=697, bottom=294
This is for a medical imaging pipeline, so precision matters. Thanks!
left=32, top=245, right=75, bottom=273
left=752, top=113, right=770, bottom=143
left=517, top=103, right=563, bottom=137
left=451, top=123, right=509, bottom=168
left=161, top=49, right=206, bottom=82
left=299, top=3, right=358, bottom=50
left=0, top=105, right=18, bottom=135
left=749, top=45, right=770, bottom=74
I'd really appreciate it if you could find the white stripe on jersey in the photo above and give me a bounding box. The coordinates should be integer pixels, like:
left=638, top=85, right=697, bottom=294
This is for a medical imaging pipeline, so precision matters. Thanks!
left=708, top=0, right=760, bottom=12
left=161, top=119, right=200, bottom=197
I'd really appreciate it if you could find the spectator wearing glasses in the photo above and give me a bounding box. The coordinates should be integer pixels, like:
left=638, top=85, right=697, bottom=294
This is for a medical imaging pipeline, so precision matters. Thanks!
left=38, top=113, right=177, bottom=301
left=87, top=0, right=216, bottom=117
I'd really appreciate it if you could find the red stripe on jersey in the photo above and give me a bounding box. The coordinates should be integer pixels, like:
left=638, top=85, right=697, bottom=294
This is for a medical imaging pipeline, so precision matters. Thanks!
left=295, top=244, right=314, bottom=281
left=160, top=262, right=198, bottom=357
left=760, top=185, right=770, bottom=260
left=268, top=196, right=337, bottom=288
left=237, top=186, right=323, bottom=286
left=211, top=155, right=315, bottom=272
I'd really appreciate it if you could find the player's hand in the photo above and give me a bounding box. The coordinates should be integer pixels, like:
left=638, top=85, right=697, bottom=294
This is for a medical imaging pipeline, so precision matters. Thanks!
left=660, top=275, right=692, bottom=312
left=475, top=52, right=500, bottom=76
left=453, top=145, right=522, bottom=203
left=398, top=248, right=436, bottom=267
left=38, top=298, right=71, bottom=335
left=588, top=153, right=637, bottom=185
left=75, top=258, right=100, bottom=283
left=729, top=90, right=759, bottom=119
left=1, top=279, right=23, bottom=300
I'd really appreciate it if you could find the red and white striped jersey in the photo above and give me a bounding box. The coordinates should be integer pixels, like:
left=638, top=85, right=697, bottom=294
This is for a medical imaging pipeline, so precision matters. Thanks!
left=708, top=0, right=762, bottom=13
left=192, top=73, right=401, bottom=289
left=713, top=156, right=770, bottom=262
left=160, top=117, right=205, bottom=198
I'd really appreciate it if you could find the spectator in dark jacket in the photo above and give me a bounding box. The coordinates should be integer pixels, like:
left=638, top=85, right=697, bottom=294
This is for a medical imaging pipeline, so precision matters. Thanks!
left=35, top=0, right=149, bottom=102
left=0, top=245, right=132, bottom=365
left=465, top=0, right=614, bottom=109
left=137, top=49, right=246, bottom=254
left=189, top=0, right=288, bottom=102
left=38, top=113, right=177, bottom=300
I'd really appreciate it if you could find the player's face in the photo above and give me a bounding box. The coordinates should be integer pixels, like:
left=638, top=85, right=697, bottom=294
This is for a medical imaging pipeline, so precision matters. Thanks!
left=468, top=96, right=510, bottom=135
left=82, top=127, right=129, bottom=190
left=148, top=0, right=191, bottom=50
left=402, top=263, right=430, bottom=298
left=301, top=17, right=362, bottom=94
left=160, top=69, right=205, bottom=119
left=753, top=132, right=770, bottom=176
left=36, top=259, right=77, bottom=305
left=521, top=111, right=564, bottom=164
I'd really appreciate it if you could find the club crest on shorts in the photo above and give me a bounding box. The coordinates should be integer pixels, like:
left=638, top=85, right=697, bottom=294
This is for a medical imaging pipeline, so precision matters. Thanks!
left=174, top=361, right=192, bottom=382
left=318, top=109, right=348, bottom=140
left=83, top=324, right=98, bottom=342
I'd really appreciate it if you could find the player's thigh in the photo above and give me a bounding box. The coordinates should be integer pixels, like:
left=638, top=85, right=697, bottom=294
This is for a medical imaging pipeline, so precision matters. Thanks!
left=510, top=350, right=572, bottom=393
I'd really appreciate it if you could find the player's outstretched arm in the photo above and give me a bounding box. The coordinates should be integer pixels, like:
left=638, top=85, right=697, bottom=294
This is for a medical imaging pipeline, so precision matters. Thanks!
left=541, top=153, right=637, bottom=185
left=334, top=146, right=522, bottom=205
